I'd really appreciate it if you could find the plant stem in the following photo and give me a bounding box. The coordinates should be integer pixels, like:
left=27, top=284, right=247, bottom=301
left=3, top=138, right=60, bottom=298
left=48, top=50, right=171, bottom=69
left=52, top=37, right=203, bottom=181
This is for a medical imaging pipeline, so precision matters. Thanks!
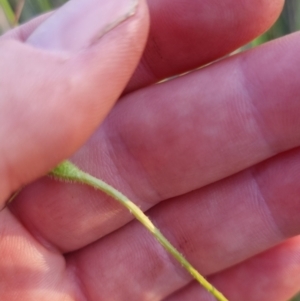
left=49, top=161, right=229, bottom=301
left=0, top=0, right=15, bottom=25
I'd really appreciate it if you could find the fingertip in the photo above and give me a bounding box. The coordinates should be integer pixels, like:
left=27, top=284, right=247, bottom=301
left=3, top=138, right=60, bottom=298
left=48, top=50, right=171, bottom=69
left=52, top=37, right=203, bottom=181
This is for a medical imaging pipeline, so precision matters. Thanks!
left=0, top=0, right=149, bottom=202
left=244, top=0, right=284, bottom=38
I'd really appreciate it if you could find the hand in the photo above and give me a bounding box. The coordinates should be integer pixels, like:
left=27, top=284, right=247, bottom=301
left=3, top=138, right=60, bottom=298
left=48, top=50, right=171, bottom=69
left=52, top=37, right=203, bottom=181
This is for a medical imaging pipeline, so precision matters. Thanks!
left=1, top=0, right=300, bottom=300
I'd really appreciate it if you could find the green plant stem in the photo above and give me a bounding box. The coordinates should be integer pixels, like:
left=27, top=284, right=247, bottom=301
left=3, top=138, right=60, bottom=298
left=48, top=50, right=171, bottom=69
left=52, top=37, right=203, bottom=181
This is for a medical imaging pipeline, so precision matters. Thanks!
left=49, top=161, right=229, bottom=301
left=0, top=0, right=15, bottom=25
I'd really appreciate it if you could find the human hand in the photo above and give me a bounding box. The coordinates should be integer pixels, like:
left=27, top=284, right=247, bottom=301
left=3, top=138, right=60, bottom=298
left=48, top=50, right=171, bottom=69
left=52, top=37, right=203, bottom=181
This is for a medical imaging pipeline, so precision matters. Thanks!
left=2, top=0, right=300, bottom=300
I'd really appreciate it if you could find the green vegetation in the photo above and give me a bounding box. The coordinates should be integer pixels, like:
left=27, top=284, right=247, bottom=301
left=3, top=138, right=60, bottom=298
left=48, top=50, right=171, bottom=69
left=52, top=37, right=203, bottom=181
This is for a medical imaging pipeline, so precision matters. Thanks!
left=50, top=161, right=229, bottom=301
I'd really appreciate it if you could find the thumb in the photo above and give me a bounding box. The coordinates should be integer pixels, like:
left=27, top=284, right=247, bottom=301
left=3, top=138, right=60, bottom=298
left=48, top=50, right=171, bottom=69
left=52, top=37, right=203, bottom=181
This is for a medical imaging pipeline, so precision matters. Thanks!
left=0, top=0, right=149, bottom=202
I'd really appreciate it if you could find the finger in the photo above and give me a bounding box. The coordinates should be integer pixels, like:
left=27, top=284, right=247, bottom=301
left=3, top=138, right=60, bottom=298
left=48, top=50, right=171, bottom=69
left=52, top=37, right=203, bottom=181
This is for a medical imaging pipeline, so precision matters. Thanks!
left=0, top=0, right=149, bottom=202
left=164, top=237, right=300, bottom=301
left=1, top=12, right=52, bottom=41
left=1, top=0, right=283, bottom=92
left=63, top=148, right=300, bottom=301
left=10, top=31, right=300, bottom=252
left=126, top=0, right=284, bottom=92
left=0, top=209, right=72, bottom=300
left=106, top=31, right=300, bottom=203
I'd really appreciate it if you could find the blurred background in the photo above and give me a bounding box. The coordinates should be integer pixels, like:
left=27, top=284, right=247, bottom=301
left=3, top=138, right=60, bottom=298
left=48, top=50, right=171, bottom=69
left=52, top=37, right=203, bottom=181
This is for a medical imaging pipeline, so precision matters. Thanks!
left=0, top=0, right=300, bottom=300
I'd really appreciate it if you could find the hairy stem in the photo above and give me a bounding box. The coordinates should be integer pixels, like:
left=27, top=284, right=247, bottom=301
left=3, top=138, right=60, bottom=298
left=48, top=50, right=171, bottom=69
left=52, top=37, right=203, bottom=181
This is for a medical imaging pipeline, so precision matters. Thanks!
left=49, top=160, right=229, bottom=301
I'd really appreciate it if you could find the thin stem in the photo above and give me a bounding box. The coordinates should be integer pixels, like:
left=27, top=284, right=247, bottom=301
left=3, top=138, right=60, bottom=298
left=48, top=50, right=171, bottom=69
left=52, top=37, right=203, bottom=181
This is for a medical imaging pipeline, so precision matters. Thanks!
left=0, top=0, right=15, bottom=25
left=50, top=161, right=229, bottom=301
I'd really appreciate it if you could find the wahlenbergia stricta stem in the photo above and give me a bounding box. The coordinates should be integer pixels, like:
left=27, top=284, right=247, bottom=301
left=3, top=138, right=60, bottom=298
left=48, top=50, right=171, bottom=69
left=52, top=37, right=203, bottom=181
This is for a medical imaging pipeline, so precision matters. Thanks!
left=49, top=160, right=229, bottom=301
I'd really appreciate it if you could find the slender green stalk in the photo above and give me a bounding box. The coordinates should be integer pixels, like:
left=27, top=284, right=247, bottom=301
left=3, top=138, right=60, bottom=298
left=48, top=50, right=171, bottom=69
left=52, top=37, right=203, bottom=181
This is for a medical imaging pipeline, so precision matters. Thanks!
left=50, top=161, right=229, bottom=301
left=0, top=0, right=15, bottom=25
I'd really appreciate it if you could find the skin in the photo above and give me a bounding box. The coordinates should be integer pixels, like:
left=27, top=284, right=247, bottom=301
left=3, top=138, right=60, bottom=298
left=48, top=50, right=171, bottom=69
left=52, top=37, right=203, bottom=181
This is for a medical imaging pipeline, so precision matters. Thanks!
left=0, top=0, right=300, bottom=300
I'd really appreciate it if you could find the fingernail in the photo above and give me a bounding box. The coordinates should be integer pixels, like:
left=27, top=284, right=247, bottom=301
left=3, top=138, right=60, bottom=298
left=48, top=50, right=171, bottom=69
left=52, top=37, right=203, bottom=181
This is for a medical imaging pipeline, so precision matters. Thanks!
left=27, top=0, right=139, bottom=51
